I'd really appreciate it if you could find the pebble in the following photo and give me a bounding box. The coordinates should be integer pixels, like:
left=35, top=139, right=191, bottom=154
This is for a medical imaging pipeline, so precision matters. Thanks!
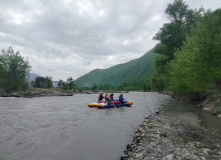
left=135, top=153, right=143, bottom=159
left=138, top=128, right=143, bottom=132
left=166, top=154, right=174, bottom=160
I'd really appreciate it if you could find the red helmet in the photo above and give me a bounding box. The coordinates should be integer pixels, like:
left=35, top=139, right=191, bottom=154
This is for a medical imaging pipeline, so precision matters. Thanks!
left=100, top=92, right=103, bottom=94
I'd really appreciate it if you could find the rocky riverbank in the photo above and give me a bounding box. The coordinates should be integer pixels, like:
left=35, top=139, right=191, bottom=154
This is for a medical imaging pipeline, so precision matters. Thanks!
left=122, top=107, right=221, bottom=160
left=0, top=90, right=73, bottom=98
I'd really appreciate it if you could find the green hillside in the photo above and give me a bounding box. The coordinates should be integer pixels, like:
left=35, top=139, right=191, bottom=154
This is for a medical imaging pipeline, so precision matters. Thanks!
left=74, top=48, right=156, bottom=87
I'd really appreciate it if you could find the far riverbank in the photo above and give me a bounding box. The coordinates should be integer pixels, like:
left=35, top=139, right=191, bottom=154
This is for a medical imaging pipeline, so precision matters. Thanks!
left=0, top=89, right=73, bottom=98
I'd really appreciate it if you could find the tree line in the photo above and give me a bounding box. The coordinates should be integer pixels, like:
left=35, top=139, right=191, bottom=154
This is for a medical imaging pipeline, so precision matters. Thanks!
left=32, top=76, right=75, bottom=90
left=0, top=47, right=75, bottom=93
left=151, top=0, right=221, bottom=99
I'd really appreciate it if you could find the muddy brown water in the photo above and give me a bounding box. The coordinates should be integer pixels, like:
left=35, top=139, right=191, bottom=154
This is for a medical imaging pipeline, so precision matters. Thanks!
left=0, top=92, right=220, bottom=160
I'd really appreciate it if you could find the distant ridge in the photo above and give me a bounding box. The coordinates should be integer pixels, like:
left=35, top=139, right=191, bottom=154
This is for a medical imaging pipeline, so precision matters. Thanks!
left=74, top=48, right=156, bottom=87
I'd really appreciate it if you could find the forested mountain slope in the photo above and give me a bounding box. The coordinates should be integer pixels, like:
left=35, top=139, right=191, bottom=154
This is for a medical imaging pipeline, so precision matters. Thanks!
left=74, top=48, right=156, bottom=87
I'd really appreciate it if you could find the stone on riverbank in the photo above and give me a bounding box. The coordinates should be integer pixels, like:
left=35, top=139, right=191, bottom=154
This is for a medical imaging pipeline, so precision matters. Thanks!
left=122, top=109, right=221, bottom=160
left=0, top=91, right=73, bottom=98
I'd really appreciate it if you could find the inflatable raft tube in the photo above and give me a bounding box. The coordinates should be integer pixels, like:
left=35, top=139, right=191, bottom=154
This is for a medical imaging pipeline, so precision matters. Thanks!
left=96, top=101, right=133, bottom=109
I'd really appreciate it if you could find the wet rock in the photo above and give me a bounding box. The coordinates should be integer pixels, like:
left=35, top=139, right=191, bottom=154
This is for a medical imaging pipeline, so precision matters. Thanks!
left=202, top=148, right=211, bottom=155
left=138, top=128, right=143, bottom=132
left=126, top=144, right=133, bottom=152
left=166, top=154, right=174, bottom=160
left=135, top=153, right=143, bottom=159
left=203, top=108, right=211, bottom=111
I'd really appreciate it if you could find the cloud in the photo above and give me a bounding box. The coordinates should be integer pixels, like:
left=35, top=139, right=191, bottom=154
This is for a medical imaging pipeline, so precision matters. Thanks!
left=0, top=0, right=220, bottom=80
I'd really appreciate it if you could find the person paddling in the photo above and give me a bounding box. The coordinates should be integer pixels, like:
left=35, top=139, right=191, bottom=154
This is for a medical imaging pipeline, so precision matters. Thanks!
left=98, top=92, right=104, bottom=102
left=109, top=93, right=116, bottom=108
left=109, top=93, right=114, bottom=101
left=105, top=92, right=110, bottom=105
left=119, top=93, right=125, bottom=103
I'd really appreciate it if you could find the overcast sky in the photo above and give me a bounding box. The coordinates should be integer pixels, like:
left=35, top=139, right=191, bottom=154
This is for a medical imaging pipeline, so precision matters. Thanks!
left=0, top=0, right=220, bottom=81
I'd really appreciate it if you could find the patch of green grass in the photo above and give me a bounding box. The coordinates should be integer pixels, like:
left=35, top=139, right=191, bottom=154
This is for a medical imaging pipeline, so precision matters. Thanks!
left=198, top=144, right=206, bottom=148
left=142, top=134, right=151, bottom=140
left=61, top=89, right=73, bottom=93
left=148, top=125, right=154, bottom=129
left=159, top=132, right=168, bottom=138
left=154, top=119, right=167, bottom=125
left=155, top=119, right=163, bottom=123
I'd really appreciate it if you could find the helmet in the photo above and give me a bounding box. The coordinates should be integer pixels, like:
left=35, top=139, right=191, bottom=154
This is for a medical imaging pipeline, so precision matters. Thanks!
left=121, top=93, right=123, bottom=95
left=101, top=92, right=103, bottom=94
left=106, top=92, right=108, bottom=95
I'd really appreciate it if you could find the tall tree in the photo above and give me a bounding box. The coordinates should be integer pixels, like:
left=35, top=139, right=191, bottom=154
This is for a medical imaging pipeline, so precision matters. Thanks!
left=169, top=9, right=221, bottom=93
left=66, top=77, right=75, bottom=90
left=0, top=47, right=31, bottom=93
left=45, top=76, right=53, bottom=88
left=35, top=76, right=45, bottom=88
left=151, top=0, right=201, bottom=91
left=57, top=79, right=64, bottom=88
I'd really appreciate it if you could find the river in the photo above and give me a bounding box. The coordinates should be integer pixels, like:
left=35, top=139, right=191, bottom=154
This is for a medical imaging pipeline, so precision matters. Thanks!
left=0, top=92, right=220, bottom=160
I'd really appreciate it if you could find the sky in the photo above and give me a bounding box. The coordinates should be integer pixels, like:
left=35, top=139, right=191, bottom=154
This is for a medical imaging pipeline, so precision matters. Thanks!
left=0, top=0, right=220, bottom=81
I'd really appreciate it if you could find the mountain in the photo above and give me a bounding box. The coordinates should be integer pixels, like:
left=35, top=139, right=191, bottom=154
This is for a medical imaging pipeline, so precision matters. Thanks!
left=74, top=48, right=156, bottom=87
left=26, top=73, right=41, bottom=82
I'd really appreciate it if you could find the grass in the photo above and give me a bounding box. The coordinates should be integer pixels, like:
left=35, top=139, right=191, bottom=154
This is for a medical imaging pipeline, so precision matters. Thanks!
left=148, top=125, right=154, bottom=129
left=60, top=89, right=74, bottom=93
left=142, top=134, right=151, bottom=140
left=159, top=132, right=168, bottom=138
left=154, top=119, right=163, bottom=123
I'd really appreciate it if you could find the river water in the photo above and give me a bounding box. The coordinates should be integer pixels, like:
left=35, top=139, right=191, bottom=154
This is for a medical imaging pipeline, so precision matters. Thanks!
left=0, top=92, right=220, bottom=160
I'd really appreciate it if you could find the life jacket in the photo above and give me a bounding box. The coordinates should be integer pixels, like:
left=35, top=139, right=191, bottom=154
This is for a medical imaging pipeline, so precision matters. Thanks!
left=109, top=95, right=113, bottom=100
left=98, top=95, right=103, bottom=101
left=105, top=95, right=109, bottom=100
left=119, top=95, right=122, bottom=100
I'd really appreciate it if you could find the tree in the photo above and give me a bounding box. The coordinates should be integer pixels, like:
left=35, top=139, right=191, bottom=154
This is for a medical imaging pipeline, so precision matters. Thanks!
left=151, top=54, right=170, bottom=91
left=45, top=76, right=53, bottom=88
left=91, top=84, right=97, bottom=91
left=35, top=76, right=45, bottom=88
left=57, top=79, right=64, bottom=88
left=151, top=0, right=202, bottom=91
left=62, top=77, right=75, bottom=90
left=169, top=9, right=221, bottom=93
left=0, top=47, right=31, bottom=93
left=66, top=77, right=75, bottom=90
